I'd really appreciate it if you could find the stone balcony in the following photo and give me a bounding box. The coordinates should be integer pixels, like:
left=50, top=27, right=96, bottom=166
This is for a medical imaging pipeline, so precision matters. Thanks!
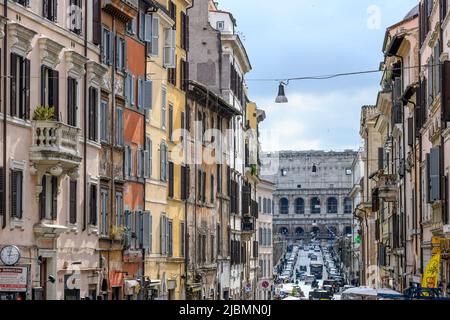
left=29, top=120, right=81, bottom=178
left=102, top=0, right=138, bottom=22
left=241, top=216, right=256, bottom=241
left=376, top=173, right=398, bottom=202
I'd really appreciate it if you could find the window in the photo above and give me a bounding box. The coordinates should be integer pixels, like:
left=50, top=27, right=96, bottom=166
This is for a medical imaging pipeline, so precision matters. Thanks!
left=169, top=1, right=177, bottom=24
left=137, top=78, right=152, bottom=111
left=163, top=28, right=176, bottom=68
left=180, top=59, right=189, bottom=91
left=327, top=197, right=338, bottom=214
left=100, top=100, right=108, bottom=142
left=142, top=211, right=152, bottom=253
left=311, top=197, right=321, bottom=214
left=116, top=107, right=123, bottom=146
left=88, top=87, right=98, bottom=141
left=126, top=145, right=135, bottom=177
left=68, top=0, right=83, bottom=35
left=10, top=53, right=30, bottom=120
left=295, top=198, right=305, bottom=214
left=89, top=184, right=98, bottom=226
left=116, top=36, right=127, bottom=72
left=180, top=222, right=185, bottom=257
left=211, top=234, right=215, bottom=263
left=217, top=165, right=222, bottom=194
left=125, top=73, right=135, bottom=108
left=216, top=21, right=224, bottom=31
left=38, top=175, right=57, bottom=221
left=161, top=87, right=167, bottom=129
left=41, top=65, right=59, bottom=119
left=160, top=142, right=168, bottom=182
left=145, top=136, right=152, bottom=178
left=115, top=192, right=123, bottom=227
left=126, top=17, right=136, bottom=35
left=168, top=58, right=177, bottom=86
left=92, top=0, right=102, bottom=45
left=43, top=0, right=57, bottom=22
left=69, top=180, right=77, bottom=224
left=169, top=105, right=174, bottom=141
left=15, top=0, right=30, bottom=7
left=168, top=162, right=174, bottom=198
left=168, top=220, right=173, bottom=256
left=10, top=170, right=23, bottom=219
left=344, top=198, right=353, bottom=214
left=67, top=78, right=78, bottom=127
left=101, top=27, right=113, bottom=65
left=150, top=15, right=160, bottom=56
left=100, top=189, right=108, bottom=236
left=160, top=215, right=170, bottom=255
left=279, top=198, right=289, bottom=214
left=181, top=11, right=189, bottom=50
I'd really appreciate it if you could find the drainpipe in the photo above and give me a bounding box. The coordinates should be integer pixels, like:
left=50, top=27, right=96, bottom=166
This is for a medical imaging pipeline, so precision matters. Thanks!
left=185, top=0, right=194, bottom=299
left=82, top=0, right=89, bottom=234
left=2, top=0, right=7, bottom=229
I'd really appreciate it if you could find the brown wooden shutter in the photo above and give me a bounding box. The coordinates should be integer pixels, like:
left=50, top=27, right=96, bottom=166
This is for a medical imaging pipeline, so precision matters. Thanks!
left=51, top=69, right=59, bottom=120
left=442, top=61, right=450, bottom=121
left=92, top=0, right=101, bottom=45
left=242, top=185, right=250, bottom=215
left=378, top=148, right=384, bottom=170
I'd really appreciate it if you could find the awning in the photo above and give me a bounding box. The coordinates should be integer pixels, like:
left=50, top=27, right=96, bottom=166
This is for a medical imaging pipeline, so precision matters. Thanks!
left=109, top=270, right=124, bottom=287
left=187, top=283, right=202, bottom=292
left=147, top=279, right=161, bottom=288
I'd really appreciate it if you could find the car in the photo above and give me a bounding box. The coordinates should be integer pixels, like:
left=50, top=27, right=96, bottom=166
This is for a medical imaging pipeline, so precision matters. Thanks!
left=309, top=289, right=333, bottom=300
left=304, top=275, right=316, bottom=285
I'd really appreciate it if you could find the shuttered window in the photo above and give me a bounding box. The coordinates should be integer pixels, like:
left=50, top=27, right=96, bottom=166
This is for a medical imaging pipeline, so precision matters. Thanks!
left=145, top=136, right=152, bottom=178
left=168, top=162, right=174, bottom=198
left=101, top=27, right=114, bottom=65
left=168, top=105, right=173, bottom=141
left=143, top=211, right=151, bottom=253
left=100, top=189, right=108, bottom=236
left=10, top=170, right=23, bottom=219
left=68, top=0, right=82, bottom=35
left=89, top=184, right=98, bottom=226
left=88, top=87, right=98, bottom=141
left=429, top=147, right=441, bottom=202
left=41, top=65, right=59, bottom=120
left=115, top=192, right=123, bottom=227
left=161, top=87, right=167, bottom=129
left=51, top=176, right=57, bottom=220
left=168, top=220, right=173, bottom=257
left=151, top=16, right=160, bottom=56
left=43, top=0, right=58, bottom=22
left=67, top=78, right=78, bottom=127
left=442, top=61, right=450, bottom=122
left=100, top=100, right=108, bottom=142
left=92, top=0, right=101, bottom=45
left=160, top=142, right=168, bottom=182
left=10, top=54, right=30, bottom=120
left=116, top=36, right=127, bottom=72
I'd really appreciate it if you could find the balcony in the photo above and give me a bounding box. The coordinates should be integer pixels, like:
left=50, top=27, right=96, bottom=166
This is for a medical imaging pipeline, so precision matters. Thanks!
left=376, top=174, right=398, bottom=202
left=102, top=0, right=138, bottom=22
left=242, top=216, right=256, bottom=241
left=29, top=121, right=82, bottom=176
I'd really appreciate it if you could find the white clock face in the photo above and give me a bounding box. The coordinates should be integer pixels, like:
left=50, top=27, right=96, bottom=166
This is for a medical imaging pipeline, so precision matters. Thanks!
left=0, top=245, right=21, bottom=266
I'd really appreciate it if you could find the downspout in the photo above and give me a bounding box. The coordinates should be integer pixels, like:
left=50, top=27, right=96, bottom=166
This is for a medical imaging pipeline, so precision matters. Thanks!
left=185, top=0, right=194, bottom=298
left=83, top=0, right=89, bottom=233
left=2, top=0, right=7, bottom=229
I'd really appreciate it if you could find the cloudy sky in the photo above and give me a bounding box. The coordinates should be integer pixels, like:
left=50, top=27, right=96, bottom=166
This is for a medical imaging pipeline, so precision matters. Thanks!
left=218, top=0, right=419, bottom=152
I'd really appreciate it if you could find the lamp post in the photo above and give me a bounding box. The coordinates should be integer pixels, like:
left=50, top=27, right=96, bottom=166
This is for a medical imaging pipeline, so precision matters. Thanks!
left=275, top=82, right=288, bottom=103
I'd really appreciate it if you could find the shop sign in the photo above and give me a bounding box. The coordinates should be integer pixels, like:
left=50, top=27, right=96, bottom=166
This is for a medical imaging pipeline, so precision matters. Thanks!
left=0, top=267, right=28, bottom=292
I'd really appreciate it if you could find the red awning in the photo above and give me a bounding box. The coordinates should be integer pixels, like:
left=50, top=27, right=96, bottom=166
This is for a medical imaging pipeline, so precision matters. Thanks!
left=109, top=270, right=124, bottom=287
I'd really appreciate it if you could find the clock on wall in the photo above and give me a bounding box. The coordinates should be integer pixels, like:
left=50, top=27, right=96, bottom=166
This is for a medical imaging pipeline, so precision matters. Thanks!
left=0, top=245, right=21, bottom=266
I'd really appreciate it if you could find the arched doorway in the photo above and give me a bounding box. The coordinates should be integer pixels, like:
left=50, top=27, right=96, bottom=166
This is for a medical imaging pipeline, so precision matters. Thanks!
left=295, top=227, right=304, bottom=237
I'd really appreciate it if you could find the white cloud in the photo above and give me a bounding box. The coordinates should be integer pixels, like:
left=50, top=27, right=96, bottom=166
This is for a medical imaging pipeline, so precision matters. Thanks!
left=255, top=86, right=378, bottom=151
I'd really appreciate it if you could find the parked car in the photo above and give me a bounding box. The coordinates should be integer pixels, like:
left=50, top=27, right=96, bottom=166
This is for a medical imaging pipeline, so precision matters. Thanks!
left=304, top=275, right=316, bottom=285
left=309, top=289, right=333, bottom=300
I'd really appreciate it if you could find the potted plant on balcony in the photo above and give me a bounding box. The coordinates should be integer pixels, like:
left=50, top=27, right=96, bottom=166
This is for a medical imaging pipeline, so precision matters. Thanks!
left=33, top=106, right=56, bottom=121
left=111, top=225, right=126, bottom=241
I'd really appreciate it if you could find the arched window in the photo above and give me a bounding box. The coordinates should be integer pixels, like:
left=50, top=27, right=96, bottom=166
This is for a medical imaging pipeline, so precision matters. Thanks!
left=268, top=199, right=272, bottom=214
left=311, top=227, right=320, bottom=236
left=311, top=197, right=321, bottom=214
left=327, top=197, right=338, bottom=214
left=279, top=198, right=289, bottom=214
left=295, top=198, right=305, bottom=214
left=279, top=227, right=289, bottom=235
left=295, top=227, right=304, bottom=236
left=344, top=197, right=353, bottom=214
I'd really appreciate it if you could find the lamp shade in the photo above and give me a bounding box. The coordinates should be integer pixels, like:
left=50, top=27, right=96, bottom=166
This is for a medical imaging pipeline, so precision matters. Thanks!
left=275, top=83, right=288, bottom=103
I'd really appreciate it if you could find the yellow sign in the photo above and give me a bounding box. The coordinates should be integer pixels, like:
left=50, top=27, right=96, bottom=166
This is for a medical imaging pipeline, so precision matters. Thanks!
left=421, top=250, right=441, bottom=289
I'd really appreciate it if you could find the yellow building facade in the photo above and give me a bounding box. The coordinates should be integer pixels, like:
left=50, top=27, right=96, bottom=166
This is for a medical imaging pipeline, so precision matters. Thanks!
left=144, top=0, right=191, bottom=300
